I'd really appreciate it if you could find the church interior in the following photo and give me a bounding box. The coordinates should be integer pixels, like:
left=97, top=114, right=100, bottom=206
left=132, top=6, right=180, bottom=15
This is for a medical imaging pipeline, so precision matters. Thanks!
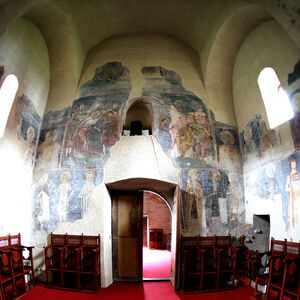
left=0, top=0, right=300, bottom=299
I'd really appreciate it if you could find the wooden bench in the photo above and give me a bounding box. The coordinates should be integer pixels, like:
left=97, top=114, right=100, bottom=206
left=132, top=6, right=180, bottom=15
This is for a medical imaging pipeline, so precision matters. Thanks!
left=44, top=233, right=101, bottom=291
left=180, top=235, right=245, bottom=293
left=0, top=233, right=34, bottom=299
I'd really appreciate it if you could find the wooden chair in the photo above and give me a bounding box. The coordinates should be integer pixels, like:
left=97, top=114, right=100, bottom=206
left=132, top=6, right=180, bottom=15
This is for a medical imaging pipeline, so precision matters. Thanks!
left=0, top=250, right=16, bottom=300
left=9, top=234, right=35, bottom=283
left=280, top=256, right=300, bottom=300
left=44, top=234, right=67, bottom=287
left=279, top=241, right=300, bottom=300
left=63, top=234, right=83, bottom=289
left=80, top=235, right=101, bottom=290
left=253, top=238, right=287, bottom=297
left=265, top=253, right=286, bottom=299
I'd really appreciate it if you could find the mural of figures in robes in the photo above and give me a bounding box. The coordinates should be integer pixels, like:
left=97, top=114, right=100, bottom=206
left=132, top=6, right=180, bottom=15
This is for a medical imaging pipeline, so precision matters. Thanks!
left=78, top=170, right=97, bottom=217
left=216, top=129, right=242, bottom=171
left=286, top=158, right=300, bottom=230
left=24, top=126, right=36, bottom=169
left=207, top=169, right=229, bottom=229
left=241, top=114, right=281, bottom=171
left=142, top=66, right=215, bottom=168
left=57, top=171, right=72, bottom=223
left=33, top=173, right=51, bottom=231
left=226, top=173, right=245, bottom=225
left=63, top=101, right=121, bottom=168
left=184, top=169, right=207, bottom=232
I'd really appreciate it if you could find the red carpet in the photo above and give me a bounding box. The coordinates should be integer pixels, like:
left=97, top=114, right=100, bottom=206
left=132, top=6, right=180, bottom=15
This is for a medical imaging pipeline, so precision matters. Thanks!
left=143, top=247, right=171, bottom=279
left=19, top=282, right=254, bottom=300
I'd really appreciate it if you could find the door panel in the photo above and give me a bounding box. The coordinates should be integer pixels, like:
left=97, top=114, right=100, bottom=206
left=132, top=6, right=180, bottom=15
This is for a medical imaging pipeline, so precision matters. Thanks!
left=112, top=191, right=143, bottom=282
left=170, top=186, right=180, bottom=289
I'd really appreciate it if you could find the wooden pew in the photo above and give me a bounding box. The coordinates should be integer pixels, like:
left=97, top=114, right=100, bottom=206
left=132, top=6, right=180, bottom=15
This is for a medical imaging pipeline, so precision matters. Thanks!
left=180, top=235, right=242, bottom=293
left=0, top=234, right=34, bottom=299
left=44, top=233, right=101, bottom=291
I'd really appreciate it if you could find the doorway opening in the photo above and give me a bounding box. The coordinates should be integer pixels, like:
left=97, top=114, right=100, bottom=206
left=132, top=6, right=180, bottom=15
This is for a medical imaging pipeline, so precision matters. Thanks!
left=142, top=191, right=171, bottom=281
left=108, top=178, right=180, bottom=288
left=252, top=215, right=270, bottom=253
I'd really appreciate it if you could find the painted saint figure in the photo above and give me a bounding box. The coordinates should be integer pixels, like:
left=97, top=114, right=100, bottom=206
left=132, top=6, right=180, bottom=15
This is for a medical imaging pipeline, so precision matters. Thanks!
left=35, top=173, right=50, bottom=229
left=184, top=169, right=206, bottom=230
left=218, top=130, right=242, bottom=171
left=207, top=169, right=228, bottom=225
left=286, top=158, right=300, bottom=229
left=24, top=126, right=36, bottom=169
left=57, top=171, right=72, bottom=222
left=78, top=170, right=97, bottom=217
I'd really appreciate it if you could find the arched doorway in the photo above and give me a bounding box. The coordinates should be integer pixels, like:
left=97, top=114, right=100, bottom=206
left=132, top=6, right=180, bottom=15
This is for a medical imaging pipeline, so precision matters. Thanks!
left=142, top=191, right=172, bottom=280
left=107, top=178, right=180, bottom=288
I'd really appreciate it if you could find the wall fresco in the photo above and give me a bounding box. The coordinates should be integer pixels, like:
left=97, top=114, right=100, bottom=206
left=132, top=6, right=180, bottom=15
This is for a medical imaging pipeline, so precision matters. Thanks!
left=33, top=168, right=104, bottom=233
left=80, top=61, right=131, bottom=97
left=288, top=59, right=300, bottom=150
left=181, top=168, right=245, bottom=236
left=245, top=151, right=300, bottom=237
left=13, top=94, right=41, bottom=169
left=32, top=63, right=247, bottom=238
left=62, top=95, right=123, bottom=168
left=142, top=66, right=215, bottom=168
left=35, top=107, right=70, bottom=173
left=215, top=128, right=242, bottom=171
left=32, top=61, right=131, bottom=234
left=241, top=114, right=281, bottom=171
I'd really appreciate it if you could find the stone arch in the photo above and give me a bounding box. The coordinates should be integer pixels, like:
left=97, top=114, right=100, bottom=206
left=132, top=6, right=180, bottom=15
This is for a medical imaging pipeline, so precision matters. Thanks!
left=123, top=97, right=154, bottom=135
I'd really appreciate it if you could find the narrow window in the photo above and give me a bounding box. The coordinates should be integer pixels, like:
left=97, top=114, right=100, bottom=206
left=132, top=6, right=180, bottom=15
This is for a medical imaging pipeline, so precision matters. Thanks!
left=258, top=67, right=293, bottom=129
left=0, top=74, right=18, bottom=138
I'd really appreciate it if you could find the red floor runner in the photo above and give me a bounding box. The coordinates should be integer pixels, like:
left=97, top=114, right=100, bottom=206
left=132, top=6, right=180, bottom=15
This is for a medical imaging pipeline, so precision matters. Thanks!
left=19, top=282, right=254, bottom=300
left=143, top=247, right=171, bottom=278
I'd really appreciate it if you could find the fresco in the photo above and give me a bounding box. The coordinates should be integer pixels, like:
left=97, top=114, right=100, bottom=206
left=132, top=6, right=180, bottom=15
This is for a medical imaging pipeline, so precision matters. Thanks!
left=245, top=151, right=300, bottom=236
left=33, top=168, right=104, bottom=233
left=181, top=168, right=245, bottom=236
left=289, top=89, right=300, bottom=150
left=215, top=127, right=242, bottom=171
left=62, top=62, right=131, bottom=168
left=13, top=94, right=41, bottom=169
left=32, top=62, right=131, bottom=234
left=241, top=114, right=281, bottom=171
left=35, top=107, right=70, bottom=173
left=80, top=61, right=131, bottom=97
left=142, top=66, right=215, bottom=168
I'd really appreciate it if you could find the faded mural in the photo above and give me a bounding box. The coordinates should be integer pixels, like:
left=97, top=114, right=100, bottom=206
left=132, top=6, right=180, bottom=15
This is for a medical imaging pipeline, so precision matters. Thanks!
left=32, top=63, right=247, bottom=239
left=139, top=66, right=245, bottom=236
left=13, top=94, right=41, bottom=169
left=242, top=65, right=300, bottom=238
left=241, top=114, right=281, bottom=171
left=289, top=61, right=300, bottom=150
left=245, top=151, right=300, bottom=237
left=32, top=61, right=131, bottom=236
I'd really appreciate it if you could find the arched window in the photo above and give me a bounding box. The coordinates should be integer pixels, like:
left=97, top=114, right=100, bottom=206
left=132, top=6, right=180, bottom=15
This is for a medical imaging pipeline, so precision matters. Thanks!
left=258, top=67, right=293, bottom=129
left=0, top=74, right=18, bottom=138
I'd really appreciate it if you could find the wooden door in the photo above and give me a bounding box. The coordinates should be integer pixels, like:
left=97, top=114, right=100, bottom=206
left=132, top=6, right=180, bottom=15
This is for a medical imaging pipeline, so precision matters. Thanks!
left=112, top=190, right=143, bottom=282
left=170, top=186, right=180, bottom=289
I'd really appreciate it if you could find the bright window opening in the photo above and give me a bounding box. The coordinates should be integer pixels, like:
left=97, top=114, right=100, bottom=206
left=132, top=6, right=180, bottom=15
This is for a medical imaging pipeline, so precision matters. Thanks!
left=258, top=67, right=294, bottom=129
left=0, top=74, right=18, bottom=138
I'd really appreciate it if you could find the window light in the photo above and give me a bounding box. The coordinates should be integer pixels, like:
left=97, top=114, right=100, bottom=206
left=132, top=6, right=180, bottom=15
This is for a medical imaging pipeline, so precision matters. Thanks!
left=0, top=74, right=18, bottom=138
left=258, top=67, right=293, bottom=129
